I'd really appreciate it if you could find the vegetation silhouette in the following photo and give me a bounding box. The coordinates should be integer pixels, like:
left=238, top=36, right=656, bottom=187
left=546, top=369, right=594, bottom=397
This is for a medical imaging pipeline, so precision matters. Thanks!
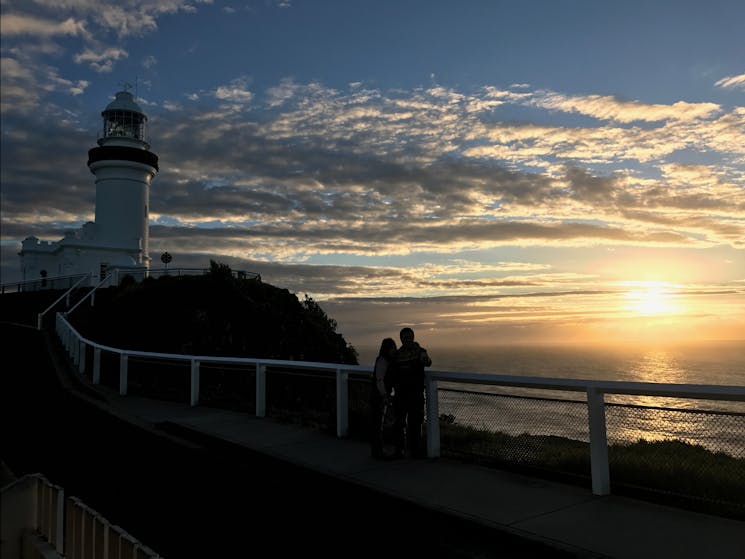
left=73, top=260, right=359, bottom=364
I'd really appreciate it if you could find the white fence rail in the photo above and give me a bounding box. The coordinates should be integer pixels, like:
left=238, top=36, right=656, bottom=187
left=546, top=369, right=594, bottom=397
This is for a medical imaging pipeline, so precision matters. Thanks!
left=55, top=313, right=745, bottom=497
left=0, top=473, right=160, bottom=559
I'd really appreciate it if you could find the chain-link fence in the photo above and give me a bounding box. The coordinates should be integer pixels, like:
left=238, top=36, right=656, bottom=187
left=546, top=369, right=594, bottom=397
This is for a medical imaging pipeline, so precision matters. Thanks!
left=605, top=401, right=745, bottom=516
left=437, top=387, right=591, bottom=482
left=436, top=386, right=745, bottom=518
left=65, top=325, right=744, bottom=519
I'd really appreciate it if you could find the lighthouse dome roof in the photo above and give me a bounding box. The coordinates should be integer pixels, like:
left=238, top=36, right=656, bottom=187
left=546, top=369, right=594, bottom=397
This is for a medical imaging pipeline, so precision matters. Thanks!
left=103, top=91, right=145, bottom=115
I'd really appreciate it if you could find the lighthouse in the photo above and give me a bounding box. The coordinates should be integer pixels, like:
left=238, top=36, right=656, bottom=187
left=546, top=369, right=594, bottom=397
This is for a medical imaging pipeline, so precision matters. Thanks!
left=89, top=90, right=159, bottom=266
left=19, top=89, right=159, bottom=281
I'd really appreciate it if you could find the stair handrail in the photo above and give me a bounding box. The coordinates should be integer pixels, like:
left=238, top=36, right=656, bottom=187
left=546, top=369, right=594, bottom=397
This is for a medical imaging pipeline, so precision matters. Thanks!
left=64, top=273, right=114, bottom=317
left=37, top=273, right=93, bottom=330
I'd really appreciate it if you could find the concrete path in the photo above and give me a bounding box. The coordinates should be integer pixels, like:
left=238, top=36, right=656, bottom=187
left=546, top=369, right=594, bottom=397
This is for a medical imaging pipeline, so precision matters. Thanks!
left=93, top=390, right=744, bottom=559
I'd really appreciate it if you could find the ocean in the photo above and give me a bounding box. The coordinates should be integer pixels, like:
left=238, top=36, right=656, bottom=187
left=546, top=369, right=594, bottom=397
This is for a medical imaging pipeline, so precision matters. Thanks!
left=356, top=340, right=745, bottom=386
left=355, top=340, right=745, bottom=455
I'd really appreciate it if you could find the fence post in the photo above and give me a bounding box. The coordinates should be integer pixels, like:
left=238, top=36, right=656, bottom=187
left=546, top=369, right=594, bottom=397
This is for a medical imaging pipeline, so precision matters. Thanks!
left=256, top=364, right=266, bottom=418
left=336, top=368, right=349, bottom=438
left=73, top=335, right=80, bottom=367
left=93, top=348, right=101, bottom=384
left=54, top=486, right=64, bottom=554
left=190, top=360, right=200, bottom=406
left=119, top=353, right=128, bottom=396
left=37, top=312, right=43, bottom=330
left=425, top=377, right=440, bottom=458
left=587, top=387, right=611, bottom=496
left=78, top=341, right=86, bottom=374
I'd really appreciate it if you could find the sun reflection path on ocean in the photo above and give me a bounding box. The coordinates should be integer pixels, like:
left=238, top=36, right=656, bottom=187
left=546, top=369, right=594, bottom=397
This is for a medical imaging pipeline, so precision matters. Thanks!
left=605, top=348, right=745, bottom=455
left=609, top=347, right=745, bottom=412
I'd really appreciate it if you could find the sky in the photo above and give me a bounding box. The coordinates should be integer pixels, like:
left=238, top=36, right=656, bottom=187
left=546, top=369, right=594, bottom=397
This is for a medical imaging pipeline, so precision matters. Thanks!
left=1, top=0, right=744, bottom=355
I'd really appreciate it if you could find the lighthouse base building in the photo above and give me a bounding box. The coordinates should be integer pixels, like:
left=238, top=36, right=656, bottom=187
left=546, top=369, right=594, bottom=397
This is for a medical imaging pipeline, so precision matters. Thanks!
left=19, top=90, right=158, bottom=282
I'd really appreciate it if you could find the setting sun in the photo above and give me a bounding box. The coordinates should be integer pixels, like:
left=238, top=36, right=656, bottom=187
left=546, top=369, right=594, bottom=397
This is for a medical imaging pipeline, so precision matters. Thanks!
left=624, top=282, right=682, bottom=316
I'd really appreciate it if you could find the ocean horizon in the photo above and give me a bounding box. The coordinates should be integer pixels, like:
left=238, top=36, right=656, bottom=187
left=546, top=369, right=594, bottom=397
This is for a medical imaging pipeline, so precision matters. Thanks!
left=354, top=339, right=745, bottom=387
left=353, top=339, right=745, bottom=456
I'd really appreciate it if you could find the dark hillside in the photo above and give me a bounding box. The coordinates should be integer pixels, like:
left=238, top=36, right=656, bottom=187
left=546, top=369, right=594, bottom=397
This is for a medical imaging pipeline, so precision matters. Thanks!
left=69, top=262, right=358, bottom=364
left=0, top=289, right=79, bottom=327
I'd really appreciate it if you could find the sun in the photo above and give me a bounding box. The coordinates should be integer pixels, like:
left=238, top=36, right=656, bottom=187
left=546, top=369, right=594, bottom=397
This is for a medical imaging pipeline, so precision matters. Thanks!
left=623, top=282, right=681, bottom=316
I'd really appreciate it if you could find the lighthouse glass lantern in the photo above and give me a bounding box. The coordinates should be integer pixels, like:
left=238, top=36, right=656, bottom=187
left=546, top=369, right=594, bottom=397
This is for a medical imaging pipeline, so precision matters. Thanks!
left=100, top=91, right=149, bottom=147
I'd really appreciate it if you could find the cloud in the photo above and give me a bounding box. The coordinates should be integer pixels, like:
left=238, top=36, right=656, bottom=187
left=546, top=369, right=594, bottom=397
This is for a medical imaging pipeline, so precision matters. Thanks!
left=0, top=1, right=211, bottom=83
left=74, top=47, right=129, bottom=73
left=715, top=74, right=745, bottom=91
left=25, top=0, right=211, bottom=38
left=1, top=55, right=92, bottom=112
left=0, top=14, right=89, bottom=38
left=142, top=55, right=158, bottom=69
left=214, top=77, right=254, bottom=103
left=2, top=77, right=744, bottom=292
left=532, top=91, right=720, bottom=123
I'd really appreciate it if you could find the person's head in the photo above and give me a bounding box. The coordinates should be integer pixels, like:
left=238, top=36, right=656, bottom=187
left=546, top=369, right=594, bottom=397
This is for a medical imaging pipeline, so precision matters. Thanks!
left=378, top=337, right=397, bottom=359
left=399, top=327, right=415, bottom=345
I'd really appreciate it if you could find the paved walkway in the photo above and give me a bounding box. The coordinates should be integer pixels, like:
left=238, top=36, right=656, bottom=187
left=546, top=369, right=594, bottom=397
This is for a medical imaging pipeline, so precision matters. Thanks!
left=83, top=384, right=744, bottom=559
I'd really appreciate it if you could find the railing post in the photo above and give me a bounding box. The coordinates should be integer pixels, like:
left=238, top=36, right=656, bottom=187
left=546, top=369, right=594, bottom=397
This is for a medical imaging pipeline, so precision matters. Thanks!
left=93, top=348, right=101, bottom=384
left=190, top=360, right=200, bottom=406
left=587, top=387, right=611, bottom=496
left=119, top=353, right=128, bottom=396
left=425, top=377, right=440, bottom=458
left=37, top=312, right=43, bottom=331
left=256, top=364, right=266, bottom=418
left=65, top=325, right=72, bottom=354
left=336, top=368, right=349, bottom=438
left=72, top=335, right=80, bottom=367
left=55, top=487, right=65, bottom=554
left=78, top=341, right=86, bottom=374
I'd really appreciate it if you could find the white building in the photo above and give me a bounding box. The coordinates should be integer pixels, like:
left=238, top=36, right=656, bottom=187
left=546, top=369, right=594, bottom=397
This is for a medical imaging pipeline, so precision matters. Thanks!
left=19, top=90, right=159, bottom=281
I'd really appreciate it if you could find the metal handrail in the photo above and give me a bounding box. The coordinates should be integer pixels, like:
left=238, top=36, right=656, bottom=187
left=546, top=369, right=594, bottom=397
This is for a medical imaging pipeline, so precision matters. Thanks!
left=37, top=273, right=92, bottom=329
left=55, top=312, right=745, bottom=498
left=1, top=273, right=90, bottom=294
left=65, top=274, right=114, bottom=316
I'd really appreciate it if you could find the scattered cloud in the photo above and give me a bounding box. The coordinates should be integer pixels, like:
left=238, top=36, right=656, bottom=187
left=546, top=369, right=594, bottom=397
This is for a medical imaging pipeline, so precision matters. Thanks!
left=214, top=77, right=254, bottom=103
left=532, top=91, right=720, bottom=123
left=715, top=74, right=745, bottom=91
left=74, top=47, right=129, bottom=73
left=0, top=14, right=89, bottom=39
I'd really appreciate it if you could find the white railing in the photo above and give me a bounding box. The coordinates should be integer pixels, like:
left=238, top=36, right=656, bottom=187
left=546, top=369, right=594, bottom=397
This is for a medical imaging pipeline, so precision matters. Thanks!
left=112, top=267, right=260, bottom=284
left=37, top=273, right=93, bottom=329
left=0, top=273, right=91, bottom=294
left=0, top=473, right=161, bottom=558
left=0, top=267, right=260, bottom=296
left=55, top=313, right=745, bottom=497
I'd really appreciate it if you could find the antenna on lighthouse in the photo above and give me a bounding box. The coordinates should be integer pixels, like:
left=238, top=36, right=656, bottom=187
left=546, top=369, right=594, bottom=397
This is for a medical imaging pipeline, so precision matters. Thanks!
left=118, top=80, right=134, bottom=93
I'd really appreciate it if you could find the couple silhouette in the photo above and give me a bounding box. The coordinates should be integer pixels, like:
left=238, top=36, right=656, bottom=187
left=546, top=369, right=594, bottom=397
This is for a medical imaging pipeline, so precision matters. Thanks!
left=370, top=327, right=432, bottom=460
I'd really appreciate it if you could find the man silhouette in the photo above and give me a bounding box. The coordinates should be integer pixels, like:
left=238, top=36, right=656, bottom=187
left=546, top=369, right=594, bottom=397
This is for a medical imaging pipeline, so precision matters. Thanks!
left=391, top=327, right=432, bottom=458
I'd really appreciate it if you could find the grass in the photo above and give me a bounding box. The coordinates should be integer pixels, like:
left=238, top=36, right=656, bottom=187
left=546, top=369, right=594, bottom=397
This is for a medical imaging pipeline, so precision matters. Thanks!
left=437, top=417, right=745, bottom=519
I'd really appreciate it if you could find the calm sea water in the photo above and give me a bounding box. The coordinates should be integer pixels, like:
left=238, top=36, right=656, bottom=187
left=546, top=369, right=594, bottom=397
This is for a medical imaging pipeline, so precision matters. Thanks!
left=356, top=341, right=745, bottom=454
left=357, top=340, right=745, bottom=385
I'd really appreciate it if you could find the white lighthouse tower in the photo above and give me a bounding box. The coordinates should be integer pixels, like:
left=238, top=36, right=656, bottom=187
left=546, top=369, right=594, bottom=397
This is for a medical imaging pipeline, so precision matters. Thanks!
left=89, top=89, right=159, bottom=267
left=19, top=89, right=159, bottom=281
